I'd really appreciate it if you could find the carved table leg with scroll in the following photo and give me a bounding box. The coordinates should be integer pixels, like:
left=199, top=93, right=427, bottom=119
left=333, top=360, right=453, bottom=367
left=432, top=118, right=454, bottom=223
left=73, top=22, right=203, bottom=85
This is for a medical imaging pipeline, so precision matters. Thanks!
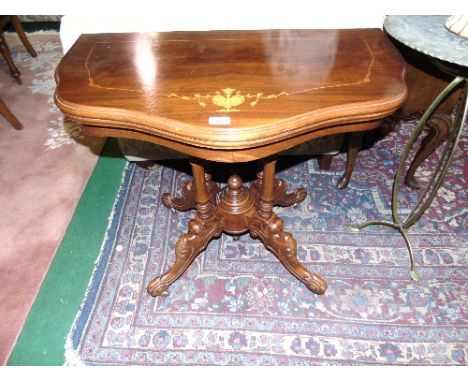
left=147, top=160, right=224, bottom=296
left=249, top=166, right=307, bottom=207
left=162, top=171, right=220, bottom=211
left=248, top=159, right=327, bottom=295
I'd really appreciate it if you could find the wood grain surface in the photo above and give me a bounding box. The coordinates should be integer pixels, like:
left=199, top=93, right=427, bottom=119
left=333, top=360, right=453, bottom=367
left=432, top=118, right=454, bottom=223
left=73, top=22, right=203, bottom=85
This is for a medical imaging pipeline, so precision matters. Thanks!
left=55, top=29, right=406, bottom=162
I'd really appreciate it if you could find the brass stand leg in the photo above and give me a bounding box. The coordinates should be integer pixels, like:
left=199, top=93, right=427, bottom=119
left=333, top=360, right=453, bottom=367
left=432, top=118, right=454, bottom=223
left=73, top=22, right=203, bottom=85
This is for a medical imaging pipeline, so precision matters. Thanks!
left=147, top=160, right=223, bottom=296
left=351, top=76, right=468, bottom=281
left=337, top=131, right=363, bottom=189
left=248, top=159, right=327, bottom=295
left=350, top=220, right=420, bottom=281
left=162, top=172, right=220, bottom=211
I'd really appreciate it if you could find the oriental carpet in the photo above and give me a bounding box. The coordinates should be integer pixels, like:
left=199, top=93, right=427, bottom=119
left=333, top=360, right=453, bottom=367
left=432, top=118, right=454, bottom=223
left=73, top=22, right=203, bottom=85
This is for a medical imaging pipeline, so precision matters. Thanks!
left=65, top=122, right=467, bottom=365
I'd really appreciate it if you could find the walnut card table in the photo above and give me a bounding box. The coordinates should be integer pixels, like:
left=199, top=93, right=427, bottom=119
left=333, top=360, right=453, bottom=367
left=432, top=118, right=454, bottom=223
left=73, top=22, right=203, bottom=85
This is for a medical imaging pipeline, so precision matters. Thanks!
left=55, top=29, right=406, bottom=297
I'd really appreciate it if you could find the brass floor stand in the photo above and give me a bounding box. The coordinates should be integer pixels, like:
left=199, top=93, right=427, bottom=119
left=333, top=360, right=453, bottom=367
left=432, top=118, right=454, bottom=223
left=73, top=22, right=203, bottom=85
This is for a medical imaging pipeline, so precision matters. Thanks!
left=352, top=75, right=468, bottom=281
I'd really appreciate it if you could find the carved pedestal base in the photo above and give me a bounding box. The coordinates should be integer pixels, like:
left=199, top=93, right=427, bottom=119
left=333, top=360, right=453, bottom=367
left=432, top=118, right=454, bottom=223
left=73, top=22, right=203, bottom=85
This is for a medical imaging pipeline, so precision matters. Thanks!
left=249, top=170, right=307, bottom=207
left=162, top=172, right=220, bottom=210
left=147, top=211, right=223, bottom=296
left=147, top=158, right=327, bottom=297
left=248, top=212, right=327, bottom=295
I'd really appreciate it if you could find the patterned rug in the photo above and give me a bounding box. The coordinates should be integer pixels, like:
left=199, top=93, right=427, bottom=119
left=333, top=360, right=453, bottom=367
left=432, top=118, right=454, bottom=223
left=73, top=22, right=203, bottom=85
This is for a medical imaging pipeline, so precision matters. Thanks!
left=66, top=122, right=467, bottom=365
left=2, top=34, right=90, bottom=149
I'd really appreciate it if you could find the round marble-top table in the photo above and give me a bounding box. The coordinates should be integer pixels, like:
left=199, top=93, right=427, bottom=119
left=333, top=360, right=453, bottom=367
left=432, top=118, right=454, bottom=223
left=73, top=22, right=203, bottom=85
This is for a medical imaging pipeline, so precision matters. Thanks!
left=384, top=15, right=468, bottom=67
left=353, top=15, right=468, bottom=281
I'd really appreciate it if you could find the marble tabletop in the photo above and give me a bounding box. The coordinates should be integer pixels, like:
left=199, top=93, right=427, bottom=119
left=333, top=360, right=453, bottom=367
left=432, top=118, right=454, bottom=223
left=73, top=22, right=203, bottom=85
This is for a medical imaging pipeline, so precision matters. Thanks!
left=384, top=15, right=468, bottom=68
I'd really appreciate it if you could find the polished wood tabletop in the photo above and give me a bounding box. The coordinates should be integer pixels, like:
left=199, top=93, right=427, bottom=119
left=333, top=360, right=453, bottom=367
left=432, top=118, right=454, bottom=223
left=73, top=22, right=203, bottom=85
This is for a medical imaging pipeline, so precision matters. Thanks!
left=55, top=29, right=406, bottom=162
left=55, top=29, right=407, bottom=297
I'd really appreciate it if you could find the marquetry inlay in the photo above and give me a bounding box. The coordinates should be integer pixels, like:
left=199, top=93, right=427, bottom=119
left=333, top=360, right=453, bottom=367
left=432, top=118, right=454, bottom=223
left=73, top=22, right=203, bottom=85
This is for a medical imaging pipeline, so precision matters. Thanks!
left=168, top=88, right=289, bottom=112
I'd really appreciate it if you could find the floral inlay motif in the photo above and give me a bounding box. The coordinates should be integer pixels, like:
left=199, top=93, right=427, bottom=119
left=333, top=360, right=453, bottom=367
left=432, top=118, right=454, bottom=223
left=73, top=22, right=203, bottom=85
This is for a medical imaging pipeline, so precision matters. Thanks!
left=168, top=87, right=289, bottom=112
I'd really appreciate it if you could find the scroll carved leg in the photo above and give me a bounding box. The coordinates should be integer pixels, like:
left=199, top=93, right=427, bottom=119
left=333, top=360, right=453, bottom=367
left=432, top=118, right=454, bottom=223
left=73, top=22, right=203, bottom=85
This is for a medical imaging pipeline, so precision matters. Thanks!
left=249, top=213, right=327, bottom=295
left=148, top=161, right=223, bottom=296
left=248, top=159, right=327, bottom=295
left=162, top=172, right=220, bottom=211
left=249, top=170, right=307, bottom=207
left=404, top=114, right=451, bottom=190
left=147, top=213, right=223, bottom=296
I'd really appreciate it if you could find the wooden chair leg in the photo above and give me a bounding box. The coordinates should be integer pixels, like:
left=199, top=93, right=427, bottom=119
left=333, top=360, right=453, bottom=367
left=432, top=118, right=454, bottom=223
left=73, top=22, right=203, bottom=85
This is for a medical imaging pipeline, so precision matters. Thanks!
left=404, top=114, right=451, bottom=190
left=11, top=16, right=37, bottom=57
left=0, top=96, right=23, bottom=130
left=317, top=154, right=333, bottom=170
left=0, top=34, right=21, bottom=84
left=337, top=131, right=363, bottom=189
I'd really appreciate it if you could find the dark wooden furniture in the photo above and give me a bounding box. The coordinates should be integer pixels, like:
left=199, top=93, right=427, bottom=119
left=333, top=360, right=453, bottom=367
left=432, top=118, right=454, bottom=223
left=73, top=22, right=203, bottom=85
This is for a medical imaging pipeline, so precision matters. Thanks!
left=325, top=37, right=463, bottom=191
left=386, top=38, right=462, bottom=189
left=55, top=29, right=406, bottom=296
left=0, top=95, right=22, bottom=129
left=0, top=15, right=37, bottom=84
left=318, top=131, right=364, bottom=189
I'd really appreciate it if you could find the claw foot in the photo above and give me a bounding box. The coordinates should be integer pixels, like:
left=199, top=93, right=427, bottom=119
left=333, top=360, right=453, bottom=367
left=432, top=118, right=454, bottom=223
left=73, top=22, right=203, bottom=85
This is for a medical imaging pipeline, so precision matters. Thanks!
left=147, top=276, right=171, bottom=297
left=303, top=273, right=328, bottom=295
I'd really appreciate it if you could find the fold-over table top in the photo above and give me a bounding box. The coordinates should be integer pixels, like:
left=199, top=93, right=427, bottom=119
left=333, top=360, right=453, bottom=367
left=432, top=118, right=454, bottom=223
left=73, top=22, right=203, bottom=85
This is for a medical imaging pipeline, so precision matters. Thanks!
left=55, top=29, right=406, bottom=160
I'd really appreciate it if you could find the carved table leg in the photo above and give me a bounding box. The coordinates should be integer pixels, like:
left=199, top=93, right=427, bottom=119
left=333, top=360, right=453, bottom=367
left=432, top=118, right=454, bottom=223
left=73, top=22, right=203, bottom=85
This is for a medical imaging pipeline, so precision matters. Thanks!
left=250, top=165, right=307, bottom=207
left=404, top=114, right=451, bottom=190
left=147, top=160, right=223, bottom=296
left=248, top=159, right=327, bottom=295
left=337, top=131, right=363, bottom=189
left=162, top=171, right=220, bottom=211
